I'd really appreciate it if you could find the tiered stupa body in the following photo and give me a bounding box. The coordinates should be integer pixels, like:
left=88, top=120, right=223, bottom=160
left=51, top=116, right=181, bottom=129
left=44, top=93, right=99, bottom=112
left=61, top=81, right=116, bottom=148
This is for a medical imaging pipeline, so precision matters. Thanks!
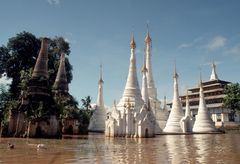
left=180, top=92, right=194, bottom=132
left=163, top=66, right=184, bottom=133
left=53, top=53, right=69, bottom=95
left=105, top=35, right=155, bottom=138
left=138, top=57, right=156, bottom=137
left=28, top=38, right=50, bottom=98
left=88, top=65, right=107, bottom=132
left=192, top=79, right=216, bottom=132
left=144, top=31, right=163, bottom=133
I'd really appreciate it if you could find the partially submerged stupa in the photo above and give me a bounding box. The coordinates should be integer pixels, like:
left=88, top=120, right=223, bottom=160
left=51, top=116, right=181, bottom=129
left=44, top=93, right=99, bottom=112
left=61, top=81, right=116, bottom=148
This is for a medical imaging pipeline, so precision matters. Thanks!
left=105, top=35, right=155, bottom=138
left=8, top=38, right=60, bottom=138
left=163, top=65, right=184, bottom=133
left=88, top=65, right=107, bottom=132
left=192, top=76, right=216, bottom=133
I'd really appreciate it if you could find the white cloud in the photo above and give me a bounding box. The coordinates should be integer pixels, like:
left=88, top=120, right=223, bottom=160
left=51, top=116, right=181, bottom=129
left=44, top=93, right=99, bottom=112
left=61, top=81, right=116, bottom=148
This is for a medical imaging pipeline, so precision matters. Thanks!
left=225, top=44, right=240, bottom=56
left=178, top=43, right=193, bottom=49
left=47, top=0, right=60, bottom=5
left=207, top=36, right=227, bottom=50
left=178, top=37, right=203, bottom=49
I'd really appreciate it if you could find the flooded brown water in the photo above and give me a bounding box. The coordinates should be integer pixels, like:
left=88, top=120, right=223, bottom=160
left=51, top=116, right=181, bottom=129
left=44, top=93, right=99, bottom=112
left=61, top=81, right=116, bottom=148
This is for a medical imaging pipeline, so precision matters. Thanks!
left=0, top=133, right=240, bottom=164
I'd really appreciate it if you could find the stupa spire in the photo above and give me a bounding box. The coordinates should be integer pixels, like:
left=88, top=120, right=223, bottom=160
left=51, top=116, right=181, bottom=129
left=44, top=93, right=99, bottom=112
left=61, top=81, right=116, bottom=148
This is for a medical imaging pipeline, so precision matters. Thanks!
left=53, top=53, right=68, bottom=94
left=141, top=53, right=149, bottom=104
left=192, top=75, right=216, bottom=132
left=210, top=62, right=218, bottom=80
left=163, top=63, right=184, bottom=133
left=117, top=34, right=143, bottom=110
left=144, top=26, right=157, bottom=100
left=97, top=64, right=104, bottom=108
left=32, top=38, right=49, bottom=79
left=185, top=91, right=191, bottom=117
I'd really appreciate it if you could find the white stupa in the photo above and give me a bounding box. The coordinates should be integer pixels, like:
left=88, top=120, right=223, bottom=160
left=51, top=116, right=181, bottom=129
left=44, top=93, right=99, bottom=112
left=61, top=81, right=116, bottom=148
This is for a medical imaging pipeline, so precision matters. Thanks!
left=144, top=29, right=163, bottom=133
left=192, top=76, right=216, bottom=133
left=163, top=65, right=184, bottom=133
left=105, top=35, right=155, bottom=138
left=117, top=35, right=144, bottom=112
left=210, top=62, right=218, bottom=80
left=180, top=91, right=194, bottom=132
left=88, top=65, right=107, bottom=132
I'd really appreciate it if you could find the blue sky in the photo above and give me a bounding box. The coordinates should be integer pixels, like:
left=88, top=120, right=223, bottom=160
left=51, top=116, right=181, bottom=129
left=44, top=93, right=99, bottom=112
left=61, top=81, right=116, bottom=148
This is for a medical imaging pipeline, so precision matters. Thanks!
left=0, top=0, right=240, bottom=107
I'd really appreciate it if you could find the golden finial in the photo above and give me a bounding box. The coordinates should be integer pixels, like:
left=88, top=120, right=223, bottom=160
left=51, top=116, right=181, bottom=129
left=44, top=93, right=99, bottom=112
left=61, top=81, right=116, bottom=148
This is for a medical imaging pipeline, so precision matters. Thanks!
left=145, top=23, right=152, bottom=43
left=130, top=34, right=136, bottom=49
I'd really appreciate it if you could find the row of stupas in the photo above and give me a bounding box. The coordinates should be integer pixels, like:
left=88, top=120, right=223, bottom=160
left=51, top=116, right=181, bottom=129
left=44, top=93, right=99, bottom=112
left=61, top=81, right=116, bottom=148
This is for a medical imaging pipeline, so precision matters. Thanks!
left=88, top=29, right=168, bottom=135
left=163, top=65, right=217, bottom=133
left=90, top=31, right=219, bottom=137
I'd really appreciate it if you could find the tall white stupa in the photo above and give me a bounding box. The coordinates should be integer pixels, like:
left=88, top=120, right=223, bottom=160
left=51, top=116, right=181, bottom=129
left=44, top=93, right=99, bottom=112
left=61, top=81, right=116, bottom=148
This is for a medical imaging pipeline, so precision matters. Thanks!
left=192, top=75, right=216, bottom=133
left=117, top=34, right=144, bottom=112
left=105, top=35, right=155, bottom=138
left=144, top=28, right=163, bottom=133
left=163, top=65, right=184, bottom=133
left=88, top=65, right=107, bottom=132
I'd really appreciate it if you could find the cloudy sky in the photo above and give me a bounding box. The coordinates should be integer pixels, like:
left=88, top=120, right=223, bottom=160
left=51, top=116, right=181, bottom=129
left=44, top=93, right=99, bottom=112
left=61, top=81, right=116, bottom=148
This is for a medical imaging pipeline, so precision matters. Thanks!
left=0, top=0, right=240, bottom=107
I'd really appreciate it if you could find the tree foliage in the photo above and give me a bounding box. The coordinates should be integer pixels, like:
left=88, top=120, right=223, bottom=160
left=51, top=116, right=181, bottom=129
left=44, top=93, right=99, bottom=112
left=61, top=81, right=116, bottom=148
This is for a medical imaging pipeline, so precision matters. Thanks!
left=0, top=31, right=73, bottom=99
left=223, top=83, right=240, bottom=115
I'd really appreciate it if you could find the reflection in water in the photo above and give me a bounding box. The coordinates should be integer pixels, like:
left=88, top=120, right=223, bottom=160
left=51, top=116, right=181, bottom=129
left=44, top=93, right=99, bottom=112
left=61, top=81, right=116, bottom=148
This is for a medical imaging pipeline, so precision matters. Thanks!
left=0, top=134, right=240, bottom=163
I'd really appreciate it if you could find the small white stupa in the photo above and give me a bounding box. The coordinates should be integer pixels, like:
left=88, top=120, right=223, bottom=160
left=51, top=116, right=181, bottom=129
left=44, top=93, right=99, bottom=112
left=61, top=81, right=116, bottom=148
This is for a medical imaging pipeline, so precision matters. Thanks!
left=180, top=91, right=194, bottom=132
left=192, top=75, right=216, bottom=133
left=210, top=62, right=218, bottom=80
left=156, top=96, right=169, bottom=129
left=88, top=65, right=107, bottom=132
left=163, top=64, right=184, bottom=133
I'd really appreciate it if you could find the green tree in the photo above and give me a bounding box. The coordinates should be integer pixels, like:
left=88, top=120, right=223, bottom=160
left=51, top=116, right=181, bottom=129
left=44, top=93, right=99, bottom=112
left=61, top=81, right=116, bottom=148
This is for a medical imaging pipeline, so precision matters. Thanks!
left=0, top=84, right=10, bottom=124
left=81, top=96, right=92, bottom=110
left=0, top=31, right=73, bottom=99
left=80, top=96, right=92, bottom=125
left=223, top=83, right=240, bottom=120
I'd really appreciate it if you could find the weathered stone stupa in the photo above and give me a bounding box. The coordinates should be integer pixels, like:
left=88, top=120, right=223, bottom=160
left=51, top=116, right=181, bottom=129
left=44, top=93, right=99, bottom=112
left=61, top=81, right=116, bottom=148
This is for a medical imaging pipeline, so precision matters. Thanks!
left=192, top=77, right=216, bottom=133
left=180, top=91, right=194, bottom=132
left=53, top=53, right=69, bottom=95
left=88, top=65, right=107, bottom=132
left=8, top=38, right=60, bottom=138
left=163, top=65, right=184, bottom=133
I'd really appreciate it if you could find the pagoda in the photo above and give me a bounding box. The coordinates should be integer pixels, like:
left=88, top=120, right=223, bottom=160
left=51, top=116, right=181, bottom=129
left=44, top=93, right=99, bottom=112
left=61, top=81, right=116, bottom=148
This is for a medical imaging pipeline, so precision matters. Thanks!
left=105, top=35, right=155, bottom=138
left=163, top=65, right=184, bottom=133
left=88, top=65, right=107, bottom=132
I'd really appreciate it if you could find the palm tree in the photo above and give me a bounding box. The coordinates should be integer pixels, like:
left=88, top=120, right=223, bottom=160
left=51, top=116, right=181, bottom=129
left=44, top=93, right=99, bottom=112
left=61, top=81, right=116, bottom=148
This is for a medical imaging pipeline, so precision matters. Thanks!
left=81, top=96, right=92, bottom=110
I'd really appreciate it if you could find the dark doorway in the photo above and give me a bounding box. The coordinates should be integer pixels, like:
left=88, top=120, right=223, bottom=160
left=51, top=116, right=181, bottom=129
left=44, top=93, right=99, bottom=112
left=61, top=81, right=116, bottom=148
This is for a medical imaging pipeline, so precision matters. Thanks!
left=67, top=125, right=73, bottom=134
left=145, top=128, right=149, bottom=138
left=35, top=126, right=42, bottom=138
